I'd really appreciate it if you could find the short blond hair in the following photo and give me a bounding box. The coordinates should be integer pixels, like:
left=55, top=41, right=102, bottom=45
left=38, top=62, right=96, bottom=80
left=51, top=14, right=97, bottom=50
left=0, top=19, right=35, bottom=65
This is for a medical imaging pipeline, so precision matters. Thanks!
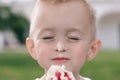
left=30, top=0, right=96, bottom=40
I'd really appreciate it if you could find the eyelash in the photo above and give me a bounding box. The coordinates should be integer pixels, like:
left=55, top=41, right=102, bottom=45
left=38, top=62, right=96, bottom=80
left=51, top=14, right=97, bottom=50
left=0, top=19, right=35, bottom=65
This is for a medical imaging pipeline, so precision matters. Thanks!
left=41, top=36, right=80, bottom=42
left=42, top=37, right=54, bottom=40
left=68, top=37, right=79, bottom=40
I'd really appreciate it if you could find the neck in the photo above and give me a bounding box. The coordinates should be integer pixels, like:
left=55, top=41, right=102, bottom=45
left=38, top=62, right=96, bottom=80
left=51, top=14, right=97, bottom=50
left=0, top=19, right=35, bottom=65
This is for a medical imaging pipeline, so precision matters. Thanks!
left=74, top=74, right=83, bottom=80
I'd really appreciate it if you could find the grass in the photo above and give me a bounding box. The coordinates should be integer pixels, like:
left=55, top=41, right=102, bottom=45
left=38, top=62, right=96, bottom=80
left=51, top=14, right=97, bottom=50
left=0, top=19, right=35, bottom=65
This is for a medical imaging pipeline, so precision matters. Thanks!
left=0, top=49, right=120, bottom=80
left=81, top=50, right=120, bottom=80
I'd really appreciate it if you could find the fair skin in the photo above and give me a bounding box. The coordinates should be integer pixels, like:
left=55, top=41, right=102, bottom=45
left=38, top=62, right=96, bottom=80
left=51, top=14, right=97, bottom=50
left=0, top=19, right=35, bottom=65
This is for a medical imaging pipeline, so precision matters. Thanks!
left=26, top=1, right=101, bottom=80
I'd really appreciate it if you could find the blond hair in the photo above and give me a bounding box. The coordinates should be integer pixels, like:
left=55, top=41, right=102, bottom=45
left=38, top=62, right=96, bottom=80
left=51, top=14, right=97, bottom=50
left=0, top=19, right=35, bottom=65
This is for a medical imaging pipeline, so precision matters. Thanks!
left=30, top=0, right=96, bottom=40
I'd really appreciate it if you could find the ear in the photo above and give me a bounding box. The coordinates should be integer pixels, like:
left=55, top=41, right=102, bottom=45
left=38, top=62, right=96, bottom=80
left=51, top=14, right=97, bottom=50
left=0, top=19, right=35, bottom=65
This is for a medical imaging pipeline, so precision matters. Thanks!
left=26, top=37, right=37, bottom=60
left=87, top=39, right=101, bottom=61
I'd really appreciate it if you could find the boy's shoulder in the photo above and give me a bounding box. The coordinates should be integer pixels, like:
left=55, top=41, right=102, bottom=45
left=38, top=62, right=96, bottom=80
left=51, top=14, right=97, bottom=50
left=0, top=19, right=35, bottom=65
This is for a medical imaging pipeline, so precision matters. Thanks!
left=35, top=75, right=92, bottom=80
left=35, top=78, right=40, bottom=80
left=35, top=77, right=92, bottom=80
left=82, top=77, right=92, bottom=80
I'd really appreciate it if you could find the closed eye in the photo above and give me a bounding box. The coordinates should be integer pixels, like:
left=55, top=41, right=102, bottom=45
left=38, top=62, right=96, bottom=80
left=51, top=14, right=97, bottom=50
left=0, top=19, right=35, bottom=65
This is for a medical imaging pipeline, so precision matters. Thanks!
left=68, top=37, right=79, bottom=40
left=42, top=37, right=54, bottom=40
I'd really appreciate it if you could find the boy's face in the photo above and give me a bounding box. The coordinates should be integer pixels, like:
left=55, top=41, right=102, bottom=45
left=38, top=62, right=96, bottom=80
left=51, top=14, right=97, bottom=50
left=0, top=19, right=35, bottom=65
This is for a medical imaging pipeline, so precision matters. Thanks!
left=26, top=1, right=100, bottom=74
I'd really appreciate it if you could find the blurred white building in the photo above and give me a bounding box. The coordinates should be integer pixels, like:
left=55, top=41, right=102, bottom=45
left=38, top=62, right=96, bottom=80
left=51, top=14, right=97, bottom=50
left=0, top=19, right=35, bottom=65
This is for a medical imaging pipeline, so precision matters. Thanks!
left=89, top=0, right=120, bottom=50
left=0, top=0, right=36, bottom=19
left=0, top=0, right=120, bottom=50
left=0, top=0, right=36, bottom=50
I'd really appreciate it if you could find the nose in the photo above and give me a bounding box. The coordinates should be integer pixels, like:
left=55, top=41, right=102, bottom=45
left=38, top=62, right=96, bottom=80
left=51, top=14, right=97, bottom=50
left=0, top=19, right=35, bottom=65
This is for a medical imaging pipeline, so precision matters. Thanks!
left=54, top=41, right=67, bottom=52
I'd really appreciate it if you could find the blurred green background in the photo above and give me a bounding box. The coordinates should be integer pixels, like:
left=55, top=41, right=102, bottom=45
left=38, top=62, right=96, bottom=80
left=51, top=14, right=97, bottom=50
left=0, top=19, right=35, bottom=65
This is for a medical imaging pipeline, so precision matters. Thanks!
left=0, top=6, right=29, bottom=44
left=0, top=1, right=120, bottom=80
left=0, top=49, right=120, bottom=80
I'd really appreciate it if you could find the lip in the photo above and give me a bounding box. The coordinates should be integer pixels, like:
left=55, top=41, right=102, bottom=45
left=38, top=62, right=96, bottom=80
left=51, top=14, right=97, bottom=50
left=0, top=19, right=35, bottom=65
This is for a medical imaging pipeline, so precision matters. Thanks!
left=51, top=57, right=70, bottom=63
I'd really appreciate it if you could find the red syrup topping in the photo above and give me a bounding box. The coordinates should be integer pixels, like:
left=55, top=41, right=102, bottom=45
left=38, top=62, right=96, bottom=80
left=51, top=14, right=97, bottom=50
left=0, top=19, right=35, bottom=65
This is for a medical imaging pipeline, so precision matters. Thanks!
left=55, top=72, right=71, bottom=80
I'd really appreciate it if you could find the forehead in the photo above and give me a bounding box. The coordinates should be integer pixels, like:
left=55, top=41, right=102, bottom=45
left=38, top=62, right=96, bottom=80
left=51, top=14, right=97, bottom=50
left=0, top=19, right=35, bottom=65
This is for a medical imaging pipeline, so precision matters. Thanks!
left=30, top=1, right=92, bottom=37
left=32, top=1, right=90, bottom=24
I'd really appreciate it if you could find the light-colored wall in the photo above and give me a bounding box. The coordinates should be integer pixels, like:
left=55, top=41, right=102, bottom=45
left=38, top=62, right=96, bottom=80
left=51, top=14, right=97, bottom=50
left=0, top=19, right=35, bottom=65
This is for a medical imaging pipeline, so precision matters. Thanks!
left=90, top=1, right=120, bottom=49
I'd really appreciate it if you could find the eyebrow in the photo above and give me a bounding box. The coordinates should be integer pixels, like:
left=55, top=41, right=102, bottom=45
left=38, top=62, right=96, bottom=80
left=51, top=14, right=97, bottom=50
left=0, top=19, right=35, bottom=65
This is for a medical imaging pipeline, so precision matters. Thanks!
left=35, top=28, right=54, bottom=36
left=67, top=28, right=79, bottom=32
left=67, top=28, right=85, bottom=35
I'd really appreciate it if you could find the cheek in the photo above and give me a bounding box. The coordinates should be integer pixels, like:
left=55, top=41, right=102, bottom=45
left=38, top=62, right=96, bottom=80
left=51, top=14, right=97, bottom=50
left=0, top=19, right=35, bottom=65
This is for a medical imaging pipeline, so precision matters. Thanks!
left=71, top=45, right=89, bottom=71
left=72, top=44, right=89, bottom=57
left=34, top=43, right=51, bottom=68
left=35, top=42, right=51, bottom=55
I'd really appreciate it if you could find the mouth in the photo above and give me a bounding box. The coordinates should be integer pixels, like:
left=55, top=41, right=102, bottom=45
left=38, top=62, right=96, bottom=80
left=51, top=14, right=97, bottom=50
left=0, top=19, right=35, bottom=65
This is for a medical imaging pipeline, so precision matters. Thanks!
left=51, top=57, right=70, bottom=63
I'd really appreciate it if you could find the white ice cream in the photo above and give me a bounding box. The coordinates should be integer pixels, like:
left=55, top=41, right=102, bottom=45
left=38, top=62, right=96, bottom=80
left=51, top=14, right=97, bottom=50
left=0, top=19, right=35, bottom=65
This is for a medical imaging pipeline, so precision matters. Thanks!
left=46, top=65, right=75, bottom=80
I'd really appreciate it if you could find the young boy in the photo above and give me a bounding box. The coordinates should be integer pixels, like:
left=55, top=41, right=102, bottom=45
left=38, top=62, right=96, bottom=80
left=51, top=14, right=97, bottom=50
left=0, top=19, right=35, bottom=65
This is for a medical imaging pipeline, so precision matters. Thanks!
left=26, top=0, right=101, bottom=80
